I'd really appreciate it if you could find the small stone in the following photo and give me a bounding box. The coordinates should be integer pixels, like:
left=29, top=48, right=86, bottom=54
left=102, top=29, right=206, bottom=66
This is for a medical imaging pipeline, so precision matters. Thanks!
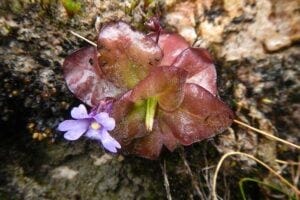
left=199, top=20, right=224, bottom=43
left=27, top=122, right=35, bottom=130
left=38, top=133, right=44, bottom=141
left=165, top=1, right=197, bottom=44
left=264, top=35, right=291, bottom=52
left=52, top=166, right=79, bottom=180
left=179, top=27, right=197, bottom=44
left=11, top=90, right=19, bottom=96
left=165, top=0, right=177, bottom=7
left=117, top=155, right=124, bottom=162
left=91, top=154, right=113, bottom=166
left=32, top=132, right=39, bottom=139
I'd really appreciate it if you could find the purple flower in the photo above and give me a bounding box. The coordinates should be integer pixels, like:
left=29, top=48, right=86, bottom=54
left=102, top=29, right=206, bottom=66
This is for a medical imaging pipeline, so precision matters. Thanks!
left=58, top=104, right=121, bottom=153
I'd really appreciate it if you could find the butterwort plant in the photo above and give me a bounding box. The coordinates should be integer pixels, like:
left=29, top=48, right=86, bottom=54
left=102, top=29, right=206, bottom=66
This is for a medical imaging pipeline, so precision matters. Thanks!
left=59, top=18, right=234, bottom=159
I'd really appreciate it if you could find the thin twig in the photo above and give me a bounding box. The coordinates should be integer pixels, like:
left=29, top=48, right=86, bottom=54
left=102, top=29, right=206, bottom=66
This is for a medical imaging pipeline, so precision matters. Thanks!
left=291, top=162, right=300, bottom=188
left=294, top=163, right=300, bottom=187
left=161, top=159, right=172, bottom=200
left=201, top=143, right=212, bottom=199
left=70, top=31, right=97, bottom=47
left=276, top=159, right=300, bottom=165
left=233, top=119, right=300, bottom=150
left=179, top=149, right=205, bottom=199
left=212, top=151, right=300, bottom=200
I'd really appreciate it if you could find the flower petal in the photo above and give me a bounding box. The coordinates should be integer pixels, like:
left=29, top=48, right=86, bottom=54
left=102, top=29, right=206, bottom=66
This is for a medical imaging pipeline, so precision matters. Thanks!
left=85, top=128, right=101, bottom=140
left=57, top=119, right=89, bottom=132
left=99, top=130, right=121, bottom=153
left=71, top=104, right=89, bottom=119
left=59, top=119, right=90, bottom=141
left=93, top=112, right=115, bottom=131
left=64, top=128, right=86, bottom=141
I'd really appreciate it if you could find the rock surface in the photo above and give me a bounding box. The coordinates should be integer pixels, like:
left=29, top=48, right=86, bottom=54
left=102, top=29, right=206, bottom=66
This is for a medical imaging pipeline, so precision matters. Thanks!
left=0, top=0, right=299, bottom=199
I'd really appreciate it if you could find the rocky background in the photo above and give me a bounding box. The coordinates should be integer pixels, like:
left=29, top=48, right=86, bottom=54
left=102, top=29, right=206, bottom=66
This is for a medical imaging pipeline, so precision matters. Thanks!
left=0, top=0, right=299, bottom=199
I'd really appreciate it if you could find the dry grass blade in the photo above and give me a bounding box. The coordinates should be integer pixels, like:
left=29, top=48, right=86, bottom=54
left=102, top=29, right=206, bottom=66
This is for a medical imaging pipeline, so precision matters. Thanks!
left=161, top=159, right=172, bottom=200
left=70, top=31, right=97, bottom=47
left=212, top=151, right=300, bottom=200
left=233, top=119, right=300, bottom=150
left=276, top=159, right=300, bottom=165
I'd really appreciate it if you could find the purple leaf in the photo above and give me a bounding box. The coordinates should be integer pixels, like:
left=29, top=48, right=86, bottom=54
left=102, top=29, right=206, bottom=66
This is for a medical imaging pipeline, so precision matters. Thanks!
left=159, top=119, right=179, bottom=151
left=110, top=91, right=148, bottom=146
left=161, top=83, right=234, bottom=145
left=128, top=121, right=163, bottom=160
left=131, top=66, right=188, bottom=111
left=148, top=31, right=189, bottom=66
left=63, top=46, right=123, bottom=106
left=172, top=48, right=217, bottom=96
left=97, top=22, right=163, bottom=89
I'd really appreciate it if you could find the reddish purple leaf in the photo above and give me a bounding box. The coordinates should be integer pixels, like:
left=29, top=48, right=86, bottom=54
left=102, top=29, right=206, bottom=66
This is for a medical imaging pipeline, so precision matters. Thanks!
left=172, top=48, right=217, bottom=96
left=158, top=119, right=179, bottom=151
left=128, top=121, right=163, bottom=159
left=161, top=83, right=234, bottom=145
left=111, top=91, right=180, bottom=159
left=110, top=92, right=165, bottom=159
left=148, top=32, right=189, bottom=66
left=63, top=46, right=122, bottom=106
left=131, top=66, right=188, bottom=111
left=110, top=91, right=148, bottom=146
left=97, top=22, right=163, bottom=89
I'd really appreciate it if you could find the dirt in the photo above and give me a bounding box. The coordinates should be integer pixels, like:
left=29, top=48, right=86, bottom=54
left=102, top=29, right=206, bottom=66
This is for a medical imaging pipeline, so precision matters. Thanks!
left=0, top=0, right=299, bottom=199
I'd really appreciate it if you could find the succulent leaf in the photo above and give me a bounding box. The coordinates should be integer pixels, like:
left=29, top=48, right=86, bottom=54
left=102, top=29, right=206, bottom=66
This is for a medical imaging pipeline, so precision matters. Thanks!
left=98, top=22, right=163, bottom=89
left=161, top=83, right=234, bottom=145
left=63, top=46, right=122, bottom=106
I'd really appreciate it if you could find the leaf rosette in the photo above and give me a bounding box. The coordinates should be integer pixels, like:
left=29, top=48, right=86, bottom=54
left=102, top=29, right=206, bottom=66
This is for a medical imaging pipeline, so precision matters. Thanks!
left=63, top=20, right=234, bottom=159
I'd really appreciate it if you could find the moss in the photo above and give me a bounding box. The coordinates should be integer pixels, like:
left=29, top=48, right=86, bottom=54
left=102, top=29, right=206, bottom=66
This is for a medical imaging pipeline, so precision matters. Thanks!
left=61, top=0, right=81, bottom=17
left=4, top=0, right=23, bottom=14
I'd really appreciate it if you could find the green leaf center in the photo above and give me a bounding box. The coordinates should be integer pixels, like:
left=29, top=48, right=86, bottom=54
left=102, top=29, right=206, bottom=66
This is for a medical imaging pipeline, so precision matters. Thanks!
left=145, top=97, right=158, bottom=131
